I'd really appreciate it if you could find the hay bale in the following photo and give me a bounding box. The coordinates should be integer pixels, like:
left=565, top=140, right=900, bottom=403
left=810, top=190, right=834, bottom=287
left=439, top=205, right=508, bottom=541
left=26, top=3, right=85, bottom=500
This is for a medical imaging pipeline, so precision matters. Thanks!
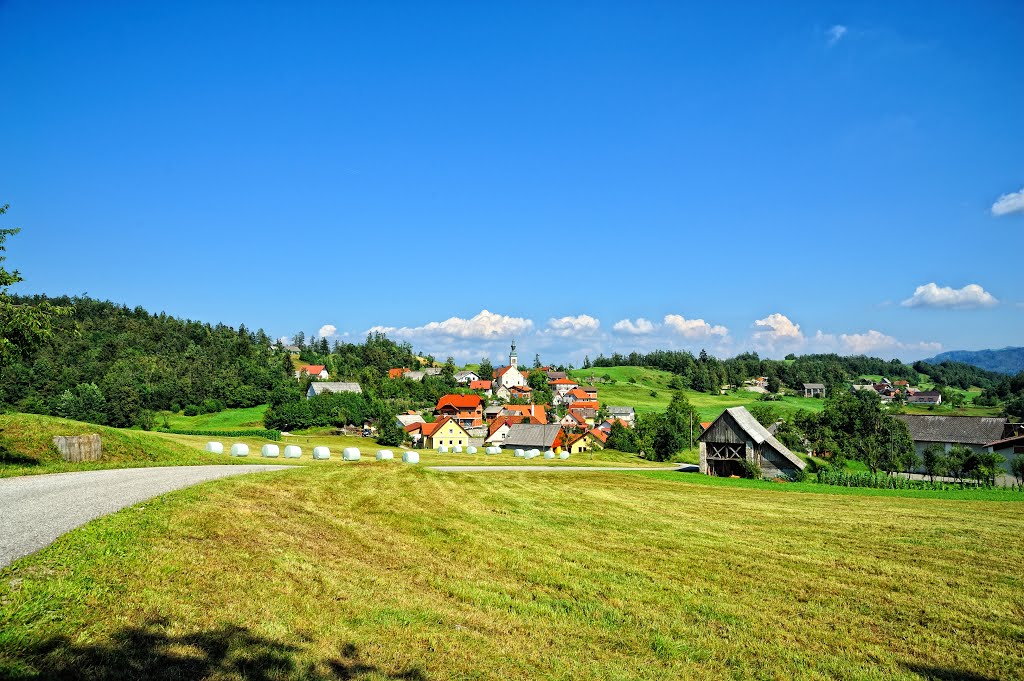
left=261, top=444, right=280, bottom=458
left=544, top=450, right=555, bottom=459
left=230, top=443, right=249, bottom=457
left=559, top=451, right=570, bottom=460
left=525, top=449, right=541, bottom=459
left=485, top=446, right=501, bottom=455
left=403, top=451, right=420, bottom=464
left=453, top=445, right=463, bottom=453
left=284, top=445, right=302, bottom=459
left=312, top=446, right=331, bottom=460
left=437, top=445, right=449, bottom=454
left=376, top=450, right=394, bottom=460
left=342, top=447, right=361, bottom=461
left=514, top=449, right=525, bottom=458
left=205, top=441, right=224, bottom=454
left=466, top=446, right=477, bottom=454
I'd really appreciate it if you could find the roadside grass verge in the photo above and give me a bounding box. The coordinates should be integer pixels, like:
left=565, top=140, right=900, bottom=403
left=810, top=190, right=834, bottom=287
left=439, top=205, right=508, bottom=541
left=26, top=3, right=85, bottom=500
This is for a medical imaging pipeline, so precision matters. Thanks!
left=1, top=466, right=1021, bottom=679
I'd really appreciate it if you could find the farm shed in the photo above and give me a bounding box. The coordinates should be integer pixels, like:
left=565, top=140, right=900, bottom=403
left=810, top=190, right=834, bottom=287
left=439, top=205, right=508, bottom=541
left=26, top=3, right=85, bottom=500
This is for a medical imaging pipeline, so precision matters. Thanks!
left=698, top=406, right=805, bottom=479
left=894, top=414, right=1007, bottom=457
left=802, top=383, right=825, bottom=398
left=502, top=424, right=564, bottom=453
left=306, top=382, right=363, bottom=399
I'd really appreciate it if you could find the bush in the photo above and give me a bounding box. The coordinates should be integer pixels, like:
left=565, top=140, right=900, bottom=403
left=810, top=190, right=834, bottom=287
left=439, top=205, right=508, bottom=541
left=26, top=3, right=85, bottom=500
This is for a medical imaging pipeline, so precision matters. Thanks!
left=183, top=404, right=200, bottom=416
left=137, top=409, right=155, bottom=431
left=157, top=427, right=282, bottom=441
left=741, top=458, right=762, bottom=480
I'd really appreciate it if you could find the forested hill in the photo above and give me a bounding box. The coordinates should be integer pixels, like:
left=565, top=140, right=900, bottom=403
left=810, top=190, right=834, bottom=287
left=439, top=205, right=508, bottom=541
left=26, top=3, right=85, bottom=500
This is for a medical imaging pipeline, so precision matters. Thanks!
left=0, top=295, right=295, bottom=426
left=923, top=347, right=1024, bottom=376
left=589, top=350, right=1003, bottom=392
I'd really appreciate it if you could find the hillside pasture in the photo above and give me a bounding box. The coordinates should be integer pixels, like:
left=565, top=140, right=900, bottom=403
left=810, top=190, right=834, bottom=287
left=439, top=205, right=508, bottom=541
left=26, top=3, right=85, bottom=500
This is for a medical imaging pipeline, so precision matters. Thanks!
left=161, top=405, right=269, bottom=431
left=1, top=464, right=1021, bottom=679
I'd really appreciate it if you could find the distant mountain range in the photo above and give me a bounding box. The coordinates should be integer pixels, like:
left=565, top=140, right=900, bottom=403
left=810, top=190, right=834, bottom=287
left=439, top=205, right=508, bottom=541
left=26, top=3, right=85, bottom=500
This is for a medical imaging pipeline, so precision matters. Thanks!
left=923, top=347, right=1024, bottom=376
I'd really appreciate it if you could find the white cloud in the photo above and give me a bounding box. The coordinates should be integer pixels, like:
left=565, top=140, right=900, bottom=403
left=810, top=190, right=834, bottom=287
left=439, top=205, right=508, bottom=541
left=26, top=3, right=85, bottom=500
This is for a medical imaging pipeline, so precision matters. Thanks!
left=901, top=283, right=998, bottom=309
left=991, top=187, right=1024, bottom=216
left=752, top=313, right=805, bottom=347
left=839, top=329, right=941, bottom=356
left=613, top=318, right=656, bottom=335
left=546, top=314, right=600, bottom=337
left=663, top=314, right=729, bottom=338
left=277, top=336, right=290, bottom=346
left=826, top=24, right=847, bottom=46
left=367, top=309, right=534, bottom=340
left=318, top=324, right=337, bottom=338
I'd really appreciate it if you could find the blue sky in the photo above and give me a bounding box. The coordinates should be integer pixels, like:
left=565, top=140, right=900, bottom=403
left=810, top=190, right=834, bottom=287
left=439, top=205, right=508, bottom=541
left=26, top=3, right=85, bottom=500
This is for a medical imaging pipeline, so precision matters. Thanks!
left=2, top=1, right=1021, bottom=365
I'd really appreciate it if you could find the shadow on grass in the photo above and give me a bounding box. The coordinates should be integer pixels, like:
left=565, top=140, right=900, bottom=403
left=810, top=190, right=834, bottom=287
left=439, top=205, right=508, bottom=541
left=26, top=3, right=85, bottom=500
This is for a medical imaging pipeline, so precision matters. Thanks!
left=0, top=445, right=38, bottom=466
left=904, top=664, right=1001, bottom=681
left=0, top=618, right=426, bottom=680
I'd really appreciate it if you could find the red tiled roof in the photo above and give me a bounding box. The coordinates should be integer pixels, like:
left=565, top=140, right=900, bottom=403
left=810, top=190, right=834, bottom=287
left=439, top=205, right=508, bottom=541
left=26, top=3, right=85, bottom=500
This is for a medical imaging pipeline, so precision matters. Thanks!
left=470, top=380, right=492, bottom=390
left=488, top=416, right=510, bottom=436
left=589, top=428, right=608, bottom=443
left=494, top=366, right=512, bottom=378
left=566, top=388, right=591, bottom=399
left=511, top=385, right=532, bottom=393
left=548, top=378, right=578, bottom=386
left=388, top=368, right=407, bottom=379
left=299, top=365, right=326, bottom=374
left=569, top=401, right=599, bottom=411
left=700, top=421, right=712, bottom=431
left=501, top=404, right=549, bottom=424
left=436, top=394, right=483, bottom=411
left=421, top=417, right=454, bottom=437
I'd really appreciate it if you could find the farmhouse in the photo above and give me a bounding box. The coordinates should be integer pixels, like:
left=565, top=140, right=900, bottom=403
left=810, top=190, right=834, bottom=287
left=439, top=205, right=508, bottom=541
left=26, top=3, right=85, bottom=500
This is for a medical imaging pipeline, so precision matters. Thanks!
left=435, top=394, right=484, bottom=427
left=802, top=383, right=825, bottom=398
left=469, top=379, right=493, bottom=396
left=296, top=364, right=329, bottom=380
left=907, top=390, right=942, bottom=405
left=455, top=370, right=479, bottom=384
left=698, top=406, right=806, bottom=479
left=894, top=414, right=1007, bottom=457
left=607, top=406, right=635, bottom=426
left=306, top=382, right=362, bottom=398
left=502, top=423, right=565, bottom=452
left=485, top=417, right=513, bottom=444
left=416, top=417, right=470, bottom=449
left=566, top=431, right=601, bottom=454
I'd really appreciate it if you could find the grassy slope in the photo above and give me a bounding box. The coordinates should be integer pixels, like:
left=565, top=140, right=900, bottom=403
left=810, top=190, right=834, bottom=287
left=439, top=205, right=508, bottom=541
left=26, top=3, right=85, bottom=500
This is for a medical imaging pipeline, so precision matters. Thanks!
left=1, top=465, right=1021, bottom=679
left=0, top=414, right=246, bottom=478
left=569, top=366, right=826, bottom=420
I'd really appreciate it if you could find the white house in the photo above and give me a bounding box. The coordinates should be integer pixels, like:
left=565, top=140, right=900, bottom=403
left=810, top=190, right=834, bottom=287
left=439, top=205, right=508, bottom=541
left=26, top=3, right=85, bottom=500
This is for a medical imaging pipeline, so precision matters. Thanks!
left=295, top=364, right=329, bottom=380
left=306, top=382, right=363, bottom=398
left=455, top=370, right=480, bottom=385
left=493, top=341, right=527, bottom=390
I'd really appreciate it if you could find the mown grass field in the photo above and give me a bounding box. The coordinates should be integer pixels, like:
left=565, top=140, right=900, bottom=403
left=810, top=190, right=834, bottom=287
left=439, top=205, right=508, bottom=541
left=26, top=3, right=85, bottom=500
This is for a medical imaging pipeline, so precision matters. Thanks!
left=569, top=366, right=826, bottom=420
left=161, top=404, right=269, bottom=430
left=1, top=464, right=1022, bottom=679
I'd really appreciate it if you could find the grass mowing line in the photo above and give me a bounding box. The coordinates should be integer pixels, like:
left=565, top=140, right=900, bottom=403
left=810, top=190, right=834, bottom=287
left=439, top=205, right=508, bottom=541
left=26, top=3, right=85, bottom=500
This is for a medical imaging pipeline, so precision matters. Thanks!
left=1, top=465, right=1022, bottom=679
left=626, top=469, right=1024, bottom=501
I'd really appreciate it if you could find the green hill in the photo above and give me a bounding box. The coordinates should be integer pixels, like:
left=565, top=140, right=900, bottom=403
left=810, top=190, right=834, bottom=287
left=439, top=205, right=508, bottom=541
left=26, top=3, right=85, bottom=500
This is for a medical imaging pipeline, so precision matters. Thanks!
left=0, top=413, right=238, bottom=478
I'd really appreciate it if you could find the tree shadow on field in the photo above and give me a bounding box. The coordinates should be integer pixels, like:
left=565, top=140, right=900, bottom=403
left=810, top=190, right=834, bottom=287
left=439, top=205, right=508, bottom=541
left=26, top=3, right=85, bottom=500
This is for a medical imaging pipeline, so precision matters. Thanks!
left=0, top=438, right=39, bottom=466
left=0, top=618, right=427, bottom=680
left=903, top=663, right=1001, bottom=681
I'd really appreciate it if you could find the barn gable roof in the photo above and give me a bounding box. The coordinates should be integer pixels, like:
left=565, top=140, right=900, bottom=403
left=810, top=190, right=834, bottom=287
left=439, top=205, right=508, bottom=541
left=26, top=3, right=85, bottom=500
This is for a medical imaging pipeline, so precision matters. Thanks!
left=503, top=424, right=563, bottom=449
left=698, top=406, right=805, bottom=470
left=308, top=382, right=362, bottom=395
left=894, top=414, right=1006, bottom=445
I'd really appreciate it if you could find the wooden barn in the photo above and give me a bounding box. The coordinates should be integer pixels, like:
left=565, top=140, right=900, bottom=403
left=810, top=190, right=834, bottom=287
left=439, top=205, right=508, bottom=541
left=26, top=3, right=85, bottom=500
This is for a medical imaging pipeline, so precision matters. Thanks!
left=698, top=406, right=805, bottom=479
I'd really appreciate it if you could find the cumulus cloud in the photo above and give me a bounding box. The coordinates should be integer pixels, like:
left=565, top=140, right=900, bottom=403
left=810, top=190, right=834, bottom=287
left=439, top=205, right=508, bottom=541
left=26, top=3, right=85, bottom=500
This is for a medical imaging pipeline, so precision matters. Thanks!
left=901, top=283, right=998, bottom=309
left=546, top=314, right=600, bottom=337
left=613, top=318, right=656, bottom=335
left=839, top=330, right=941, bottom=356
left=663, top=314, right=729, bottom=338
left=367, top=309, right=534, bottom=339
left=826, top=24, right=847, bottom=46
left=752, top=313, right=805, bottom=348
left=278, top=336, right=290, bottom=346
left=991, top=187, right=1024, bottom=216
left=318, top=324, right=337, bottom=338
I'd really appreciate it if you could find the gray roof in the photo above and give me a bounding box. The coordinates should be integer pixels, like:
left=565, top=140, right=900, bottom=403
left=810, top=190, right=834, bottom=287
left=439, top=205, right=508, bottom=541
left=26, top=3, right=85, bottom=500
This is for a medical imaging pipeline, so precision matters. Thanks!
left=803, top=383, right=825, bottom=389
left=308, top=382, right=362, bottom=395
left=546, top=371, right=567, bottom=380
left=607, top=406, right=635, bottom=416
left=423, top=367, right=443, bottom=376
left=455, top=371, right=478, bottom=380
left=396, top=413, right=425, bottom=427
left=483, top=404, right=504, bottom=416
left=701, top=406, right=805, bottom=470
left=502, top=424, right=564, bottom=449
left=403, top=371, right=425, bottom=381
left=894, top=414, right=1006, bottom=445
left=569, top=407, right=597, bottom=418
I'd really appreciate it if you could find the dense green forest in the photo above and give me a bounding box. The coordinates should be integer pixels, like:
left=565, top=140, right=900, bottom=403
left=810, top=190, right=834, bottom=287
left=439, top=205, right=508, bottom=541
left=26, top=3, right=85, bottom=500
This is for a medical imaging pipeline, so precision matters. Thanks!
left=588, top=349, right=1003, bottom=393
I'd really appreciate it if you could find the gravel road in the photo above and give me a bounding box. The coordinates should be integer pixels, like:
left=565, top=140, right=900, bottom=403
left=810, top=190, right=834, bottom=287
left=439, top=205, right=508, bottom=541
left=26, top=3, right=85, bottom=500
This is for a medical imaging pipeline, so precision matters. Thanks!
left=0, top=465, right=295, bottom=569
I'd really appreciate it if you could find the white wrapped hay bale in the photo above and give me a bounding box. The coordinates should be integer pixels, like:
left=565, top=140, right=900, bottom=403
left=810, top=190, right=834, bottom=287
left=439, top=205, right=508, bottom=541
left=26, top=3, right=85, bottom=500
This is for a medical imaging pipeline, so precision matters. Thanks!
left=376, top=450, right=394, bottom=460
left=453, top=445, right=463, bottom=453
left=559, top=451, right=570, bottom=460
left=514, top=449, right=525, bottom=458
left=261, top=444, right=280, bottom=458
left=205, top=442, right=223, bottom=454
left=402, top=451, right=420, bottom=464
left=466, top=446, right=477, bottom=454
left=342, top=447, right=361, bottom=461
left=437, top=445, right=449, bottom=454
left=544, top=450, right=555, bottom=460
left=486, top=446, right=501, bottom=455
left=230, top=443, right=249, bottom=457
left=284, top=445, right=302, bottom=459
left=312, top=446, right=331, bottom=460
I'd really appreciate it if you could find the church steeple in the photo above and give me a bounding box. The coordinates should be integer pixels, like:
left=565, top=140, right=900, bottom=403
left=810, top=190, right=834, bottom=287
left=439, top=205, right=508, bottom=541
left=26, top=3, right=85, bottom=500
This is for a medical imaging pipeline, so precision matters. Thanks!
left=509, top=339, right=518, bottom=368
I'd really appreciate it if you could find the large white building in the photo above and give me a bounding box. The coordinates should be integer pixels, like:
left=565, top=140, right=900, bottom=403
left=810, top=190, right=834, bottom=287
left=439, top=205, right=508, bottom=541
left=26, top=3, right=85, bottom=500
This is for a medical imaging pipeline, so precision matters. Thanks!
left=493, top=341, right=527, bottom=390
